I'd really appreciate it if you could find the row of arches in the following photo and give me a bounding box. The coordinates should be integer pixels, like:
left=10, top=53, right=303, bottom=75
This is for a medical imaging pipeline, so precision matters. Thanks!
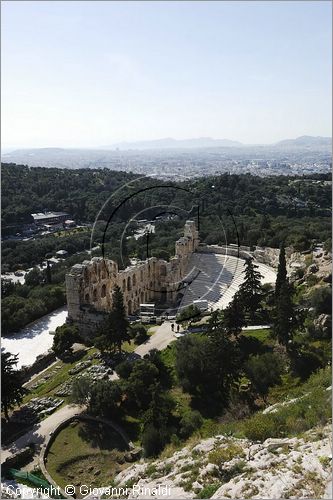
left=84, top=284, right=155, bottom=311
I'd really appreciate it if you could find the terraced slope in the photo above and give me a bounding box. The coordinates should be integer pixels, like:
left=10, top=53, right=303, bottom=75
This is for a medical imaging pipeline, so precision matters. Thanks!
left=179, top=253, right=276, bottom=311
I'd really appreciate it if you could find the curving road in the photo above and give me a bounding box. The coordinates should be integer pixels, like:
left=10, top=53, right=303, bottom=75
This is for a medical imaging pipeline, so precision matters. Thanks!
left=2, top=321, right=178, bottom=464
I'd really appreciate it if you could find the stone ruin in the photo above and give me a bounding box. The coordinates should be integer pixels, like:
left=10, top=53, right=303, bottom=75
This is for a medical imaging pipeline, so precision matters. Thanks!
left=66, top=220, right=199, bottom=336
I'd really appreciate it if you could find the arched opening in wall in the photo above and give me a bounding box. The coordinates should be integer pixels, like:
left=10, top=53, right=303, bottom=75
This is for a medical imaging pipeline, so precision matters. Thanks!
left=127, top=276, right=132, bottom=291
left=122, top=279, right=126, bottom=292
left=84, top=268, right=90, bottom=284
left=160, top=265, right=166, bottom=277
left=101, top=284, right=106, bottom=298
left=176, top=292, right=184, bottom=305
left=140, top=270, right=143, bottom=281
left=93, top=289, right=97, bottom=302
left=128, top=300, right=132, bottom=315
left=133, top=274, right=136, bottom=287
left=85, top=293, right=89, bottom=303
left=160, top=287, right=167, bottom=304
left=149, top=282, right=153, bottom=300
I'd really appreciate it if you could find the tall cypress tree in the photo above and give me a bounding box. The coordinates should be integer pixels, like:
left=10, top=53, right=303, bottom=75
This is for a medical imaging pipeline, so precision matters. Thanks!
left=223, top=292, right=245, bottom=335
left=97, top=285, right=130, bottom=353
left=275, top=244, right=287, bottom=297
left=238, top=257, right=263, bottom=322
left=272, top=281, right=297, bottom=347
left=109, top=285, right=130, bottom=353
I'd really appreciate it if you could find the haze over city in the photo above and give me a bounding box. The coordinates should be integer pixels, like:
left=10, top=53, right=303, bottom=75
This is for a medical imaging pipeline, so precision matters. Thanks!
left=2, top=0, right=332, bottom=150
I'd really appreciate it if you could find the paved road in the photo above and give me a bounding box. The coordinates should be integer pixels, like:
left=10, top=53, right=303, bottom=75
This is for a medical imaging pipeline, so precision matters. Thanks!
left=135, top=321, right=178, bottom=356
left=2, top=321, right=178, bottom=463
left=1, top=404, right=84, bottom=463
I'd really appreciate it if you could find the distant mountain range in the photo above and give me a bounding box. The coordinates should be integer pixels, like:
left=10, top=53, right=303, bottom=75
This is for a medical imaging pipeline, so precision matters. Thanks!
left=2, top=136, right=331, bottom=156
left=273, top=136, right=332, bottom=149
left=107, top=137, right=243, bottom=150
left=102, top=135, right=331, bottom=151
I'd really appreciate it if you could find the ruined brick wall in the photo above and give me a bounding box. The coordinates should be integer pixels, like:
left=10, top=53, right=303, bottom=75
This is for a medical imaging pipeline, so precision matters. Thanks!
left=66, top=220, right=199, bottom=334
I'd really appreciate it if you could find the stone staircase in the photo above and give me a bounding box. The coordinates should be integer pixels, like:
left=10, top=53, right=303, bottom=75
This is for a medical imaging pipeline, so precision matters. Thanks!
left=179, top=252, right=276, bottom=311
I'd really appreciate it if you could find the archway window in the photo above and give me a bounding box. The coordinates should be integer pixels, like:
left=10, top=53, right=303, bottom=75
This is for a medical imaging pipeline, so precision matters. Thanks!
left=101, top=284, right=106, bottom=298
left=123, top=279, right=126, bottom=292
left=127, top=276, right=131, bottom=291
left=133, top=274, right=136, bottom=287
left=85, top=293, right=89, bottom=303
left=93, top=289, right=97, bottom=302
left=128, top=300, right=132, bottom=315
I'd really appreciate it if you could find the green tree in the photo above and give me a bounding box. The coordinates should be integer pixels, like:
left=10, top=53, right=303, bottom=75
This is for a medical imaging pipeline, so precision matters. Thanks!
left=70, top=374, right=93, bottom=405
left=223, top=294, right=245, bottom=335
left=144, top=349, right=173, bottom=389
left=52, top=324, right=78, bottom=359
left=89, top=380, right=123, bottom=418
left=176, top=304, right=201, bottom=322
left=141, top=388, right=175, bottom=457
left=309, top=286, right=332, bottom=315
left=275, top=244, right=287, bottom=297
left=1, top=350, right=25, bottom=421
left=237, top=258, right=264, bottom=322
left=98, top=286, right=129, bottom=353
left=245, top=352, right=284, bottom=401
left=179, top=410, right=203, bottom=439
left=25, top=267, right=44, bottom=287
left=124, top=360, right=160, bottom=412
left=272, top=281, right=297, bottom=347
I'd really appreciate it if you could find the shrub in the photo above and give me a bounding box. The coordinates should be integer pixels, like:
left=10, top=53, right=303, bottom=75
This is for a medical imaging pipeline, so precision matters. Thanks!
left=208, top=443, right=245, bottom=465
left=142, top=425, right=164, bottom=458
left=309, top=287, right=332, bottom=315
left=242, top=413, right=278, bottom=442
left=245, top=352, right=284, bottom=399
left=179, top=410, right=203, bottom=439
left=115, top=360, right=133, bottom=379
left=196, top=483, right=222, bottom=499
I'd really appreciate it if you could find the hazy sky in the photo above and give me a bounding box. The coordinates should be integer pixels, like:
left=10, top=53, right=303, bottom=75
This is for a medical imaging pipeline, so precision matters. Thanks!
left=2, top=1, right=331, bottom=149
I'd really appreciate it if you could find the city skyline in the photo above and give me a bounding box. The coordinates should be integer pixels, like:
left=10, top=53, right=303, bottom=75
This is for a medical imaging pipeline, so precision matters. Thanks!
left=2, top=1, right=332, bottom=149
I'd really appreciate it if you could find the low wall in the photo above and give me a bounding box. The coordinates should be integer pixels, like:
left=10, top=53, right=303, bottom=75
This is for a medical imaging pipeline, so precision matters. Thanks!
left=198, top=244, right=251, bottom=260
left=40, top=413, right=135, bottom=499
left=198, top=243, right=287, bottom=270
left=1, top=446, right=34, bottom=470
left=21, top=351, right=56, bottom=383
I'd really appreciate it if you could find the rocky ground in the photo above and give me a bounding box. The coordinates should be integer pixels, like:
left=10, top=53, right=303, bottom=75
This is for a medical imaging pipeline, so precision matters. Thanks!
left=115, top=425, right=332, bottom=499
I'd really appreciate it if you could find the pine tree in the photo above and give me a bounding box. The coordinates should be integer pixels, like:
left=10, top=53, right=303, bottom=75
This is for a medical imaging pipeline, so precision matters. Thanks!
left=223, top=292, right=245, bottom=335
left=1, top=350, right=25, bottom=421
left=206, top=321, right=241, bottom=405
left=238, top=257, right=263, bottom=322
left=275, top=244, right=287, bottom=297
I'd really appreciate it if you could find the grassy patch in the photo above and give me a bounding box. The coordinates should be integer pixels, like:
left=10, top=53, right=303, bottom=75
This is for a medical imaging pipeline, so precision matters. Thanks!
left=195, top=482, right=222, bottom=498
left=242, top=328, right=273, bottom=345
left=191, top=366, right=331, bottom=443
left=46, top=420, right=129, bottom=496
left=23, top=348, right=97, bottom=404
